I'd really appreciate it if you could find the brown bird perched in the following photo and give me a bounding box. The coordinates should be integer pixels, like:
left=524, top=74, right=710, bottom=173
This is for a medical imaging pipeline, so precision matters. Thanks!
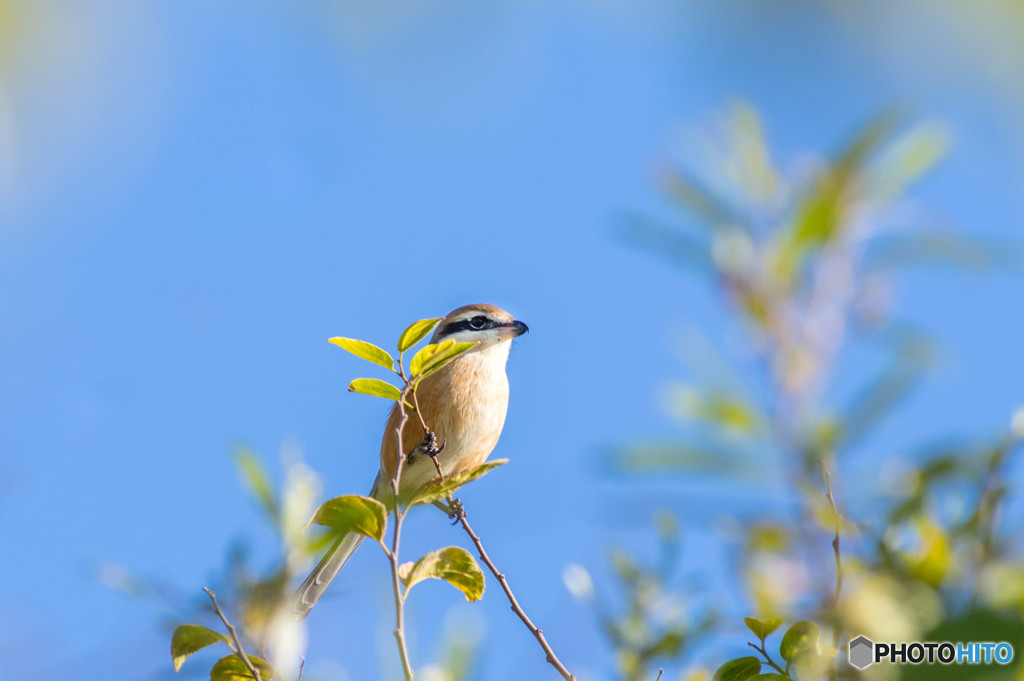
left=293, top=303, right=529, bottom=619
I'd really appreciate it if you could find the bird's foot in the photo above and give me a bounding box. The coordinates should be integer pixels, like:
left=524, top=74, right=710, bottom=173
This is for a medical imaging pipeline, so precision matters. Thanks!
left=408, top=432, right=445, bottom=463
left=449, top=497, right=466, bottom=524
left=433, top=497, right=466, bottom=523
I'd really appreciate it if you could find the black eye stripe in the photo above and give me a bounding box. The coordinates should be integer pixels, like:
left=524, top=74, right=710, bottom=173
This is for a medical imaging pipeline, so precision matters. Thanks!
left=437, top=316, right=498, bottom=338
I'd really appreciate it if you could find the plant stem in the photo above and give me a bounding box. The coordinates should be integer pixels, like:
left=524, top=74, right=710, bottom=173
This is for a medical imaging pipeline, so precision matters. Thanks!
left=747, top=640, right=787, bottom=676
left=457, top=514, right=577, bottom=680
left=386, top=380, right=415, bottom=681
left=203, top=587, right=265, bottom=681
left=821, top=461, right=843, bottom=681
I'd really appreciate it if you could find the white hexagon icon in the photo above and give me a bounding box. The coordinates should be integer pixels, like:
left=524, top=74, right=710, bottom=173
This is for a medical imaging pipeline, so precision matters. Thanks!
left=849, top=635, right=874, bottom=670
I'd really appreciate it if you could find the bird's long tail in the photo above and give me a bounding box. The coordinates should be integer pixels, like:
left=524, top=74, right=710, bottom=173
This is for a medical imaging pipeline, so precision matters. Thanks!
left=292, top=530, right=365, bottom=620
left=293, top=476, right=389, bottom=620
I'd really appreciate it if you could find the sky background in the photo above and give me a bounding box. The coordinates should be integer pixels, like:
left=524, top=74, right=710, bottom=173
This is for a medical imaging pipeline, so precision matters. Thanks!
left=1, top=1, right=1023, bottom=680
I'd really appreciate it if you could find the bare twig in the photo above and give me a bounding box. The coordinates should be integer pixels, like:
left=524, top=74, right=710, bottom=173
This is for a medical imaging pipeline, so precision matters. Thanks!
left=297, top=656, right=305, bottom=681
left=425, top=445, right=575, bottom=679
left=747, top=640, right=787, bottom=676
left=457, top=514, right=577, bottom=680
left=655, top=668, right=665, bottom=681
left=202, top=587, right=265, bottom=681
left=386, top=374, right=415, bottom=681
left=821, top=461, right=843, bottom=681
left=410, top=381, right=431, bottom=435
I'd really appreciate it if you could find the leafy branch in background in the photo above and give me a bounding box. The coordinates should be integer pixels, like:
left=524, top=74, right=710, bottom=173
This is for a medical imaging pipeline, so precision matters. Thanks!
left=594, top=102, right=1023, bottom=680
left=566, top=513, right=716, bottom=681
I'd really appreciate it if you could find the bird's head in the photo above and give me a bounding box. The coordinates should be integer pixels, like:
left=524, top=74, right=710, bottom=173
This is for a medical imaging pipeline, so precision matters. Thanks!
left=430, top=304, right=529, bottom=347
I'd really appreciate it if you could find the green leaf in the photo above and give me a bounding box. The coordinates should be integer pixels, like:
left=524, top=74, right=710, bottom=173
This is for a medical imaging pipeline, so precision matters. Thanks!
left=643, top=629, right=684, bottom=657
left=779, top=621, right=820, bottom=663
left=755, top=675, right=790, bottom=680
left=398, top=318, right=442, bottom=353
left=711, top=657, right=761, bottom=681
left=744, top=617, right=783, bottom=640
left=348, top=377, right=403, bottom=401
left=399, top=546, right=485, bottom=601
left=328, top=337, right=394, bottom=371
left=210, top=654, right=275, bottom=681
left=667, top=386, right=760, bottom=433
left=171, top=624, right=228, bottom=671
left=409, top=340, right=478, bottom=379
left=408, top=459, right=509, bottom=506
left=310, top=495, right=387, bottom=543
left=233, top=450, right=278, bottom=519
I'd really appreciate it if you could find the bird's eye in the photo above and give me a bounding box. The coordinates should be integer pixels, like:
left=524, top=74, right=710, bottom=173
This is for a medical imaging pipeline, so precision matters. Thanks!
left=469, top=316, right=488, bottom=329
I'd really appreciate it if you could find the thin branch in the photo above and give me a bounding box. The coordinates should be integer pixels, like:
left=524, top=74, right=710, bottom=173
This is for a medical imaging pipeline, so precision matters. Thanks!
left=386, top=380, right=415, bottom=681
left=655, top=669, right=664, bottom=681
left=410, top=380, right=431, bottom=435
left=457, top=514, right=577, bottom=680
left=297, top=657, right=305, bottom=681
left=747, top=640, right=787, bottom=676
left=425, top=430, right=576, bottom=679
left=202, top=587, right=265, bottom=681
left=821, top=461, right=843, bottom=681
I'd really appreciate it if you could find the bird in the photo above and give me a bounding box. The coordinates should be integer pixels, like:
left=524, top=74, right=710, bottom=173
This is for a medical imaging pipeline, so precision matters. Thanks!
left=293, top=303, right=529, bottom=620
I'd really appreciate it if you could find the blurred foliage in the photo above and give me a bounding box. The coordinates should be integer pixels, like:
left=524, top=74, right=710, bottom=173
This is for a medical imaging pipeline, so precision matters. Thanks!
left=565, top=513, right=716, bottom=681
left=592, top=103, right=1024, bottom=680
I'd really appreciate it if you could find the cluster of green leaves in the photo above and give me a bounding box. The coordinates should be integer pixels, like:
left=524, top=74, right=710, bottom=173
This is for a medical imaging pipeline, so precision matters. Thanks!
left=172, top=624, right=275, bottom=681
left=712, top=618, right=835, bottom=681
left=306, top=491, right=488, bottom=602
left=330, top=315, right=475, bottom=403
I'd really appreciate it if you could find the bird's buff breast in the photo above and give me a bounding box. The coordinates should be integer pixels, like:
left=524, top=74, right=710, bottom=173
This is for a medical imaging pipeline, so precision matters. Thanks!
left=379, top=343, right=511, bottom=494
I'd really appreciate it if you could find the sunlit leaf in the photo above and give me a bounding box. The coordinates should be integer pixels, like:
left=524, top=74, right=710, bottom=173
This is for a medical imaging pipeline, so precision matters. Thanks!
left=310, top=494, right=387, bottom=543
left=171, top=624, right=228, bottom=671
left=409, top=340, right=477, bottom=379
left=868, top=121, right=949, bottom=200
left=210, top=654, right=275, bottom=681
left=348, top=377, right=402, bottom=401
left=398, top=318, right=441, bottom=353
left=746, top=524, right=790, bottom=553
left=233, top=450, right=278, bottom=520
left=399, top=546, right=485, bottom=601
left=328, top=337, right=394, bottom=371
left=611, top=442, right=760, bottom=481
left=744, top=617, right=783, bottom=641
left=755, top=675, right=789, bottom=680
left=834, top=108, right=904, bottom=178
left=903, top=517, right=952, bottom=588
left=408, top=459, right=508, bottom=506
left=779, top=621, right=820, bottom=662
left=711, top=657, right=761, bottom=681
left=666, top=385, right=760, bottom=434
left=644, top=630, right=684, bottom=657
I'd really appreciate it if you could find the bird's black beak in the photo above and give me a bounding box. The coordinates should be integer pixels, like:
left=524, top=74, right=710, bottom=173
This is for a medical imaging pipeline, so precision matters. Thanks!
left=500, top=320, right=529, bottom=338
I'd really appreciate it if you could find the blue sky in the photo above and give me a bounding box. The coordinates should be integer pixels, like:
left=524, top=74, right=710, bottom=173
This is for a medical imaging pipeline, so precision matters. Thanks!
left=1, top=2, right=1023, bottom=680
